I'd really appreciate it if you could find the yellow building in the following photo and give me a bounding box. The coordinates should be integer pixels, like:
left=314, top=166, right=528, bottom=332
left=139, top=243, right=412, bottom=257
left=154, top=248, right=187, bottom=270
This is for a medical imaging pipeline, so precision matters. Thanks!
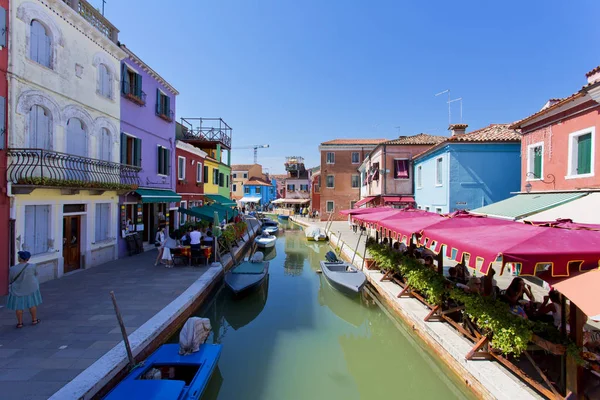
left=202, top=157, right=219, bottom=194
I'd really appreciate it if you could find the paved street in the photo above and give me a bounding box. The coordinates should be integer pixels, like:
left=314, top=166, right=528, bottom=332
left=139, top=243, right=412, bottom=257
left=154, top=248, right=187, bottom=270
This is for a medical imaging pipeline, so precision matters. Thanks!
left=0, top=250, right=211, bottom=400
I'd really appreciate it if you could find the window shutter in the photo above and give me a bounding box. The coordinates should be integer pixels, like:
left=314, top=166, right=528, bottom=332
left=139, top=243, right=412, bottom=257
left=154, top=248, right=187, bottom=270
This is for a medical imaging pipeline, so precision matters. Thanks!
left=166, top=149, right=171, bottom=175
left=204, top=166, right=208, bottom=183
left=30, top=22, right=40, bottom=64
left=165, top=95, right=170, bottom=116
left=44, top=34, right=51, bottom=68
left=120, top=133, right=127, bottom=164
left=0, top=7, right=6, bottom=48
left=39, top=106, right=50, bottom=150
left=121, top=64, right=129, bottom=94
left=134, top=138, right=142, bottom=166
left=35, top=205, right=48, bottom=254
left=156, top=88, right=161, bottom=114
left=24, top=206, right=35, bottom=254
left=157, top=147, right=163, bottom=174
left=533, top=148, right=542, bottom=178
left=95, top=204, right=102, bottom=242
left=135, top=73, right=142, bottom=98
left=577, top=134, right=592, bottom=174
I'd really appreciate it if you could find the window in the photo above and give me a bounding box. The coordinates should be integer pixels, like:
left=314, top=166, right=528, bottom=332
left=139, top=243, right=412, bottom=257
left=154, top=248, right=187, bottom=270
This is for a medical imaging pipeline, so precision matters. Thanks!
left=351, top=152, right=360, bottom=164
left=527, top=143, right=544, bottom=180
left=326, top=175, right=334, bottom=188
left=28, top=105, right=51, bottom=149
left=121, top=64, right=144, bottom=103
left=95, top=203, right=111, bottom=242
left=0, top=6, right=6, bottom=48
left=372, top=162, right=380, bottom=181
left=326, top=152, right=335, bottom=164
left=196, top=163, right=203, bottom=182
left=417, top=166, right=422, bottom=188
left=203, top=166, right=209, bottom=183
left=243, top=173, right=248, bottom=179
left=213, top=169, right=219, bottom=184
left=435, top=157, right=443, bottom=185
left=120, top=133, right=141, bottom=167
left=98, top=64, right=112, bottom=99
left=435, top=208, right=442, bottom=214
left=232, top=184, right=237, bottom=192
left=157, top=146, right=170, bottom=175
left=351, top=175, right=360, bottom=188
left=350, top=201, right=357, bottom=209
left=30, top=20, right=51, bottom=68
left=156, top=89, right=172, bottom=121
left=226, top=175, right=229, bottom=188
left=179, top=201, right=187, bottom=225
left=24, top=205, right=50, bottom=255
left=178, top=156, right=186, bottom=180
left=98, top=128, right=112, bottom=162
left=245, top=186, right=250, bottom=194
left=219, top=172, right=224, bottom=187
left=66, top=118, right=87, bottom=157
left=315, top=176, right=321, bottom=193
left=255, top=187, right=261, bottom=194
left=567, top=128, right=594, bottom=177
left=394, top=159, right=410, bottom=179
left=425, top=206, right=430, bottom=212
left=300, top=184, right=309, bottom=191
left=326, top=201, right=334, bottom=213
left=233, top=173, right=237, bottom=179
left=287, top=184, right=295, bottom=191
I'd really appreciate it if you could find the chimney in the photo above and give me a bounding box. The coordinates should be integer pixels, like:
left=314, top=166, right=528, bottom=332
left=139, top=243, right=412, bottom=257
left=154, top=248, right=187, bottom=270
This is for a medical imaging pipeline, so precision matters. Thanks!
left=448, top=124, right=468, bottom=136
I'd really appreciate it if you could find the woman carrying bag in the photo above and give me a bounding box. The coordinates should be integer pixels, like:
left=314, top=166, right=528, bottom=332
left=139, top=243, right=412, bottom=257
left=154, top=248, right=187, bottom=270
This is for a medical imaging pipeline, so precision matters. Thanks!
left=6, top=251, right=42, bottom=329
left=154, top=226, right=166, bottom=266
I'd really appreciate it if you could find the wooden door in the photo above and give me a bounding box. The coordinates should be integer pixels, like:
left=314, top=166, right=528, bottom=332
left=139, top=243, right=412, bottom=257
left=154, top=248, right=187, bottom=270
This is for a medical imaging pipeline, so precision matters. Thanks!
left=63, top=216, right=81, bottom=273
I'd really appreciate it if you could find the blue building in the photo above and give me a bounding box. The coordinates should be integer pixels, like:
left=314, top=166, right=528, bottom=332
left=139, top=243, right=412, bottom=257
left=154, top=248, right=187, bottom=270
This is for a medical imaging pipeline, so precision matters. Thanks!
left=413, top=124, right=521, bottom=214
left=240, top=175, right=277, bottom=209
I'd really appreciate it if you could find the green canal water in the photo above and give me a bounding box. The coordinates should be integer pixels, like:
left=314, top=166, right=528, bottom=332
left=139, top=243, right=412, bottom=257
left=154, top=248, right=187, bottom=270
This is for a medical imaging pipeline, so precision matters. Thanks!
left=186, top=221, right=476, bottom=400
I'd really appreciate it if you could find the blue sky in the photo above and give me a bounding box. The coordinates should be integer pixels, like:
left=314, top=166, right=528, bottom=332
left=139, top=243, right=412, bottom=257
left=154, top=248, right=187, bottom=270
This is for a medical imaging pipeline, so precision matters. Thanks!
left=98, top=0, right=600, bottom=174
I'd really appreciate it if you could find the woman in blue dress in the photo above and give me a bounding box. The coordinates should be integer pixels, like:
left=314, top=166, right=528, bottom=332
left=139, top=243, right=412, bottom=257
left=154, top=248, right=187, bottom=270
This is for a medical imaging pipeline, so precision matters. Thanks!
left=7, top=251, right=42, bottom=328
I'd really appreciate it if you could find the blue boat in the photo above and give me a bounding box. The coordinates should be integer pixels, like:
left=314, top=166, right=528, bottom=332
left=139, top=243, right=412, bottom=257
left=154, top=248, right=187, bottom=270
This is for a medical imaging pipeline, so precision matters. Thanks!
left=224, top=260, right=270, bottom=296
left=103, top=343, right=222, bottom=400
left=277, top=214, right=290, bottom=220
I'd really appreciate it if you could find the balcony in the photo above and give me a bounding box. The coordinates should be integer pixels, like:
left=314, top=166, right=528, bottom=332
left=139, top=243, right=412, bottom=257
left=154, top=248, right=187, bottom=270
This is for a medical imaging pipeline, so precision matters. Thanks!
left=62, top=0, right=119, bottom=43
left=180, top=118, right=232, bottom=149
left=121, top=84, right=146, bottom=106
left=156, top=105, right=174, bottom=122
left=7, top=149, right=140, bottom=194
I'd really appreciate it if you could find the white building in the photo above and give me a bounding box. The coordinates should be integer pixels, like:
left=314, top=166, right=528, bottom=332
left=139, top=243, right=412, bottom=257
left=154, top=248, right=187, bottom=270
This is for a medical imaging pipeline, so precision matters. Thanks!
left=7, top=0, right=131, bottom=282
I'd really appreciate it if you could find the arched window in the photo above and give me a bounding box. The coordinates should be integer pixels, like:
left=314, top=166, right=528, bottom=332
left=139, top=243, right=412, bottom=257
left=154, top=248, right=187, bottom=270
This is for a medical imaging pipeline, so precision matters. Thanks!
left=30, top=20, right=51, bottom=68
left=28, top=105, right=51, bottom=149
left=66, top=118, right=87, bottom=157
left=99, top=128, right=112, bottom=161
left=98, top=64, right=112, bottom=98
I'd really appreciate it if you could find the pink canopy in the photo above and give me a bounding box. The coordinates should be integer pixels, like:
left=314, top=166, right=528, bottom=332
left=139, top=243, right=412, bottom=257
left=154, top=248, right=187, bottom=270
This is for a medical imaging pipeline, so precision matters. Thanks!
left=523, top=218, right=600, bottom=231
left=379, top=212, right=446, bottom=243
left=554, top=269, right=600, bottom=319
left=354, top=209, right=402, bottom=224
left=339, top=206, right=391, bottom=216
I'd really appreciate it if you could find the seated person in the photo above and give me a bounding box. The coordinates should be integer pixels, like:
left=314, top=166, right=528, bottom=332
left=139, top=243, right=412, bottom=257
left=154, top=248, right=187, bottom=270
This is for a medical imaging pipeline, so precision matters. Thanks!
left=534, top=289, right=561, bottom=327
left=466, top=277, right=482, bottom=295
left=202, top=231, right=214, bottom=243
left=501, top=277, right=536, bottom=318
left=180, top=227, right=193, bottom=246
left=447, top=267, right=458, bottom=282
left=455, top=262, right=470, bottom=284
left=423, top=255, right=434, bottom=268
left=482, top=268, right=499, bottom=300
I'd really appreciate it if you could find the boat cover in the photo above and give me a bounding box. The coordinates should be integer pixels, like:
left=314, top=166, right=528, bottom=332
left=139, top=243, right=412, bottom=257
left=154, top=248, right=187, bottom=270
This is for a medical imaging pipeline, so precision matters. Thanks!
left=179, top=317, right=212, bottom=355
left=233, top=261, right=267, bottom=274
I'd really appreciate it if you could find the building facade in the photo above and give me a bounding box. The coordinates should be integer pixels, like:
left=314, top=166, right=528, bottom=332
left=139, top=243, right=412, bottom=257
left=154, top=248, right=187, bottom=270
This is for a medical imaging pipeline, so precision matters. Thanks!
left=0, top=0, right=8, bottom=294
left=231, top=163, right=263, bottom=200
left=118, top=45, right=179, bottom=256
left=318, top=139, right=385, bottom=220
left=414, top=124, right=521, bottom=214
left=243, top=175, right=276, bottom=207
left=7, top=0, right=131, bottom=282
left=309, top=166, right=320, bottom=213
left=175, top=140, right=206, bottom=227
left=357, top=133, right=445, bottom=208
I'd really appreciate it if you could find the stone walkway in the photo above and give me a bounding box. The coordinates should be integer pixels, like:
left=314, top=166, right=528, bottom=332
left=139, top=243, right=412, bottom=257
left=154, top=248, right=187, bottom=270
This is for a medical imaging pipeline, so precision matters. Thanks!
left=0, top=250, right=210, bottom=400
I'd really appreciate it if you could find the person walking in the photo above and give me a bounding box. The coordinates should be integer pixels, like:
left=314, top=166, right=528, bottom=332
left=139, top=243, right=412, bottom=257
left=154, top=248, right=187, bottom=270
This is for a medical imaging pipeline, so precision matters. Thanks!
left=7, top=251, right=42, bottom=329
left=154, top=226, right=166, bottom=266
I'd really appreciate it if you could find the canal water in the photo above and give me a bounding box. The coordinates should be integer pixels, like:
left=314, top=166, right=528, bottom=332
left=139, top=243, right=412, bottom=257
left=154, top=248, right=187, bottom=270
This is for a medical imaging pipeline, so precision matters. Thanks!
left=180, top=220, right=476, bottom=400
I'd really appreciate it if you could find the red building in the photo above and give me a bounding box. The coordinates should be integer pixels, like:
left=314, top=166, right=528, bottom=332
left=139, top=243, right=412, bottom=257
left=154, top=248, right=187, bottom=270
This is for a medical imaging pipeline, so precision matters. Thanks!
left=175, top=140, right=206, bottom=227
left=0, top=0, right=9, bottom=294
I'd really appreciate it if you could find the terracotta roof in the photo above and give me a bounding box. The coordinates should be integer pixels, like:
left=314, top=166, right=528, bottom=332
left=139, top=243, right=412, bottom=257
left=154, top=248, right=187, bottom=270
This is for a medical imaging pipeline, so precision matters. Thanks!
left=320, top=138, right=387, bottom=145
left=510, top=91, right=585, bottom=129
left=413, top=124, right=521, bottom=160
left=231, top=164, right=256, bottom=171
left=586, top=65, right=600, bottom=77
left=383, top=133, right=447, bottom=145
left=245, top=176, right=273, bottom=186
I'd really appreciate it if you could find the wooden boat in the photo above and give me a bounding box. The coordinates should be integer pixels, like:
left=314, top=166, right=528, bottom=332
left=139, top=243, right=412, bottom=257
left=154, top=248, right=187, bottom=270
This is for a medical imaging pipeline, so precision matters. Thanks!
left=103, top=343, right=222, bottom=400
left=224, top=260, right=270, bottom=296
left=305, top=225, right=327, bottom=241
left=320, top=261, right=367, bottom=296
left=255, top=234, right=276, bottom=248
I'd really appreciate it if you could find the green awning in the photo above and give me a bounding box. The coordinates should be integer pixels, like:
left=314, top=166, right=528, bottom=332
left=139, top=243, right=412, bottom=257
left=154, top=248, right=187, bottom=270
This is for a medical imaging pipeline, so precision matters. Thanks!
left=135, top=188, right=181, bottom=203
left=204, top=194, right=237, bottom=207
left=471, top=192, right=586, bottom=220
left=178, top=207, right=204, bottom=219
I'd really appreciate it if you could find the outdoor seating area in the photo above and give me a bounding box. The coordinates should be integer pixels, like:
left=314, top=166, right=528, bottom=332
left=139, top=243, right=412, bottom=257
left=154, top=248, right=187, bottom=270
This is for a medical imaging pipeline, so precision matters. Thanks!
left=344, top=206, right=600, bottom=399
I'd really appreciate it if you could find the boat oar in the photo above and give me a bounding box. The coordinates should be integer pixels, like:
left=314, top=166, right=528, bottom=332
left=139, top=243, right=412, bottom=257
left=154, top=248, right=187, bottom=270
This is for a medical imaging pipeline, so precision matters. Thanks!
left=110, top=291, right=135, bottom=371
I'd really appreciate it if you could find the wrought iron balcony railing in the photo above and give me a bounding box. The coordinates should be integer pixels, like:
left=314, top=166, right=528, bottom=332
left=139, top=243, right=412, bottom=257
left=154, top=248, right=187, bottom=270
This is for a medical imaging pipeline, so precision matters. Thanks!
left=121, top=84, right=147, bottom=106
left=7, top=149, right=140, bottom=191
left=62, top=0, right=119, bottom=43
left=180, top=117, right=232, bottom=149
left=156, top=106, right=174, bottom=122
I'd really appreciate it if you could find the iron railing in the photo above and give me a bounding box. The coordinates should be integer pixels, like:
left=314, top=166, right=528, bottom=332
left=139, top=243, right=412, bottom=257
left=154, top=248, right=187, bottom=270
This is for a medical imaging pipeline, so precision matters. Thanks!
left=156, top=105, right=174, bottom=122
left=121, top=84, right=146, bottom=106
left=7, top=149, right=140, bottom=189
left=62, top=0, right=118, bottom=43
left=180, top=117, right=232, bottom=148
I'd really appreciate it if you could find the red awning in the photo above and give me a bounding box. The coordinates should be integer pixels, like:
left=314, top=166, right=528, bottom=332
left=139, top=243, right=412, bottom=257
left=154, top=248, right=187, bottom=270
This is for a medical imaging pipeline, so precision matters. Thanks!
left=352, top=209, right=401, bottom=224
left=523, top=218, right=600, bottom=231
left=382, top=196, right=415, bottom=204
left=554, top=269, right=600, bottom=319
left=352, top=196, right=377, bottom=208
left=379, top=211, right=445, bottom=242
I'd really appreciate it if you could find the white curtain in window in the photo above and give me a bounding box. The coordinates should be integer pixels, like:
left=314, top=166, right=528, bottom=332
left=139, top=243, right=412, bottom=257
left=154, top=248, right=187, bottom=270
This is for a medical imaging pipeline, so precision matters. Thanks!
left=28, top=105, right=51, bottom=149
left=95, top=203, right=110, bottom=242
left=30, top=20, right=51, bottom=68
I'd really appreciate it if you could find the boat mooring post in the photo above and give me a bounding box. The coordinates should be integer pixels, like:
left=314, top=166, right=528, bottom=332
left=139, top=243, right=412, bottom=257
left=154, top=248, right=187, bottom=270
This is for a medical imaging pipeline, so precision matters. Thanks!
left=351, top=229, right=364, bottom=266
left=110, top=291, right=135, bottom=370
left=337, top=231, right=343, bottom=256
left=361, top=234, right=369, bottom=270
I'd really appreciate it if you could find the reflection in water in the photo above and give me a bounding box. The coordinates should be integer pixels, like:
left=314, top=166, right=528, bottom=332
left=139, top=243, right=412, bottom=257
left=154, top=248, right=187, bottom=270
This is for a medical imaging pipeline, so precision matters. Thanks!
left=263, top=247, right=277, bottom=261
left=283, top=252, right=304, bottom=276
left=222, top=276, right=269, bottom=330
left=318, top=275, right=368, bottom=328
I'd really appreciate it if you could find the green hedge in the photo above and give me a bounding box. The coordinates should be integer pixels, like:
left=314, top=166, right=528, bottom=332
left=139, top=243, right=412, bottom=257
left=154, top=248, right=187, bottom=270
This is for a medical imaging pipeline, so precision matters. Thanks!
left=17, top=177, right=137, bottom=191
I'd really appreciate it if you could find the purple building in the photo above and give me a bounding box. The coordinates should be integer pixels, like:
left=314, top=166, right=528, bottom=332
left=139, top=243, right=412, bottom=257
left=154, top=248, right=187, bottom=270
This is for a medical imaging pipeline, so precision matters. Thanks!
left=118, top=44, right=180, bottom=257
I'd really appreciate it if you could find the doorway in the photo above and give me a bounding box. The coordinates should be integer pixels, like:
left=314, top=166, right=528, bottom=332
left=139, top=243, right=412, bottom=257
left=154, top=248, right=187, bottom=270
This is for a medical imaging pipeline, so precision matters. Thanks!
left=63, top=215, right=81, bottom=273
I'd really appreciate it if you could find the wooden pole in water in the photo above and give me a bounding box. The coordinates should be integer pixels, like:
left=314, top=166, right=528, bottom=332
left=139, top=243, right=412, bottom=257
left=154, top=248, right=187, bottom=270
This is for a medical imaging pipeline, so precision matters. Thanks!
left=361, top=234, right=368, bottom=270
left=351, top=229, right=364, bottom=266
left=110, top=291, right=135, bottom=370
left=337, top=231, right=343, bottom=256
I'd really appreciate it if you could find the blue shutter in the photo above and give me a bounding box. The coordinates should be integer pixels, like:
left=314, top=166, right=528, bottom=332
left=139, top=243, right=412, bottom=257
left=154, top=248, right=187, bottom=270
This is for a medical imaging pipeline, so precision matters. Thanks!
left=0, top=7, right=6, bottom=48
left=165, top=95, right=170, bottom=116
left=95, top=204, right=102, bottom=242
left=121, top=63, right=129, bottom=94
left=30, top=22, right=40, bottom=63
left=24, top=206, right=35, bottom=253
left=156, top=88, right=161, bottom=115
left=134, top=138, right=142, bottom=167
left=135, top=73, right=142, bottom=98
left=157, top=146, right=163, bottom=174
left=166, top=149, right=171, bottom=176
left=120, top=133, right=127, bottom=164
left=38, top=106, right=51, bottom=150
left=35, top=205, right=49, bottom=254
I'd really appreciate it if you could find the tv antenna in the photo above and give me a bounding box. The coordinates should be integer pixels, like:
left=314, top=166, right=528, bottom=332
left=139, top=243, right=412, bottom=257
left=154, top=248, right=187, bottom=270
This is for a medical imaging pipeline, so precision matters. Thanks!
left=435, top=89, right=451, bottom=125
left=394, top=126, right=401, bottom=136
left=101, top=0, right=106, bottom=15
left=448, top=97, right=463, bottom=123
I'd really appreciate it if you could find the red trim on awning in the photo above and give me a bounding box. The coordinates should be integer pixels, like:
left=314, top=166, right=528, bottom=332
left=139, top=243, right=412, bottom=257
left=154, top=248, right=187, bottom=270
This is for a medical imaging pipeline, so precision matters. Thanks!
left=353, top=196, right=377, bottom=208
left=383, top=196, right=415, bottom=204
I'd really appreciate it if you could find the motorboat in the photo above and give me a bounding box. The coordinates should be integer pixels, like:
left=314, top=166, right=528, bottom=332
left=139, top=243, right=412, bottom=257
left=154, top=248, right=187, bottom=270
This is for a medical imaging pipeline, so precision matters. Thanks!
left=255, top=232, right=276, bottom=248
left=262, top=225, right=279, bottom=235
left=305, top=225, right=327, bottom=241
left=104, top=318, right=221, bottom=400
left=261, top=218, right=278, bottom=227
left=320, top=261, right=367, bottom=296
left=224, top=252, right=270, bottom=296
left=277, top=215, right=290, bottom=220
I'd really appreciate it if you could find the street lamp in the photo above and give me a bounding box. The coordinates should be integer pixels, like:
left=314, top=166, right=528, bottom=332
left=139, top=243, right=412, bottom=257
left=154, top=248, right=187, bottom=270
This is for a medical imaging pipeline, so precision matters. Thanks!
left=524, top=172, right=556, bottom=194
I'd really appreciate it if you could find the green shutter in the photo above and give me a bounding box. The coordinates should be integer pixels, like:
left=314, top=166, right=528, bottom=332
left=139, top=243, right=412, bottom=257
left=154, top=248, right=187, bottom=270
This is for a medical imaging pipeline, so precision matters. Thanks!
left=121, top=64, right=129, bottom=94
left=120, top=132, right=127, bottom=164
left=577, top=133, right=592, bottom=175
left=165, top=95, right=170, bottom=116
left=135, top=73, right=142, bottom=98
left=134, top=138, right=142, bottom=167
left=533, top=147, right=542, bottom=178
left=158, top=147, right=164, bottom=174
left=204, top=166, right=209, bottom=183
left=166, top=149, right=171, bottom=176
left=156, top=88, right=161, bottom=115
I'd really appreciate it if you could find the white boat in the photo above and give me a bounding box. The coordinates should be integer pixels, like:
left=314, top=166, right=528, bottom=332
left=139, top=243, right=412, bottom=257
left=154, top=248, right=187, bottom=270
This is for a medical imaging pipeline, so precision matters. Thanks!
left=320, top=261, right=367, bottom=296
left=263, top=225, right=279, bottom=235
left=305, top=225, right=327, bottom=241
left=255, top=233, right=276, bottom=248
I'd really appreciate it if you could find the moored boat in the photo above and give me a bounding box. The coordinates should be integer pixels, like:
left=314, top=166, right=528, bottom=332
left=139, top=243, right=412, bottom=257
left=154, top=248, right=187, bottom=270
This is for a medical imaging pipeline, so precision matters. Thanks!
left=255, top=233, right=276, bottom=248
left=224, top=254, right=270, bottom=296
left=305, top=225, right=327, bottom=241
left=263, top=225, right=279, bottom=235
left=320, top=261, right=367, bottom=296
left=277, top=215, right=290, bottom=220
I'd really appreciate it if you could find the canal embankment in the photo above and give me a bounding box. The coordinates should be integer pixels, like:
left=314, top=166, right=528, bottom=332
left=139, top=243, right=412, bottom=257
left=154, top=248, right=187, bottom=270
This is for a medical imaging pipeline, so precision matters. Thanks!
left=290, top=215, right=541, bottom=400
